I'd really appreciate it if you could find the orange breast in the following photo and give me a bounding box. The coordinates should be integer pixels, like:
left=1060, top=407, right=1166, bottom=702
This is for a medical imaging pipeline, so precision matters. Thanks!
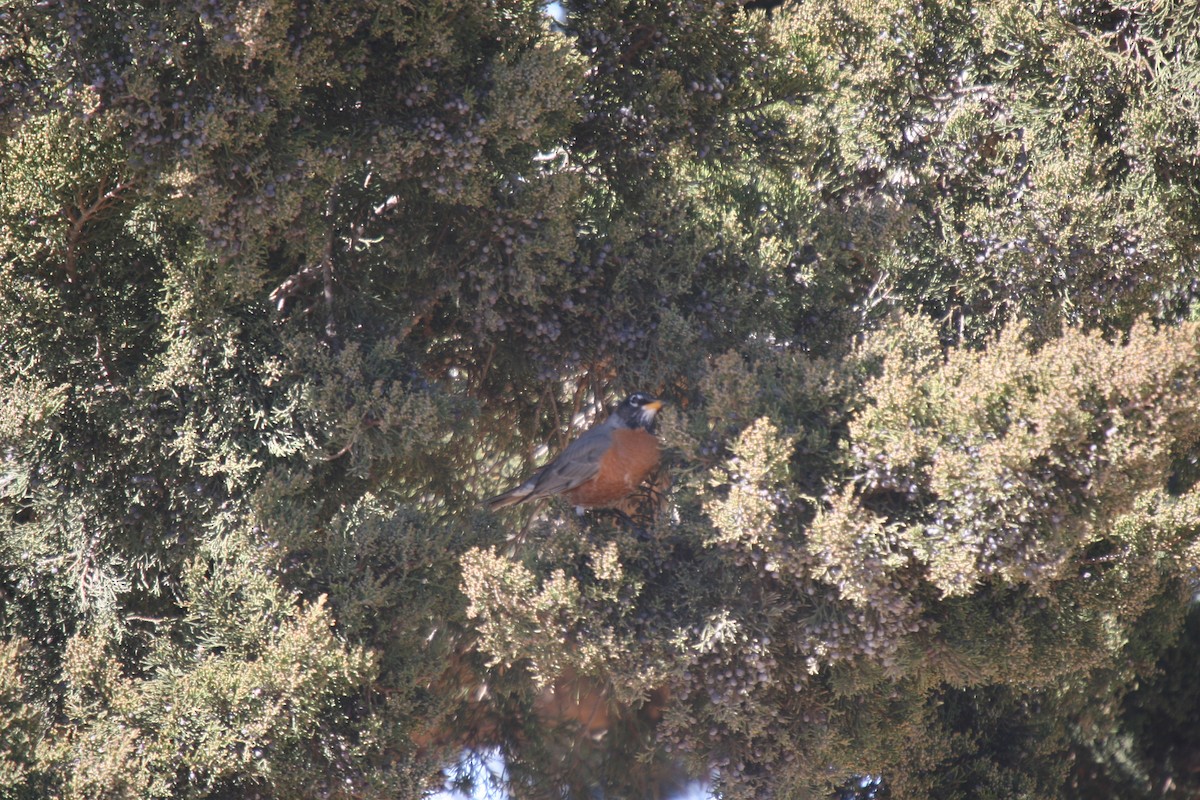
left=564, top=428, right=661, bottom=508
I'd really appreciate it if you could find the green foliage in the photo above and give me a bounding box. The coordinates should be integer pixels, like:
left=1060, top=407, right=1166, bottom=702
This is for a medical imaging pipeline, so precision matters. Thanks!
left=0, top=640, right=47, bottom=800
left=4, top=0, right=1200, bottom=798
left=847, top=320, right=1200, bottom=597
left=56, top=589, right=375, bottom=799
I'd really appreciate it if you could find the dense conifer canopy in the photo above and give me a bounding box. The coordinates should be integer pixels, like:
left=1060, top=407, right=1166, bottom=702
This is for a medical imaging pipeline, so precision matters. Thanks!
left=2, top=1, right=1200, bottom=798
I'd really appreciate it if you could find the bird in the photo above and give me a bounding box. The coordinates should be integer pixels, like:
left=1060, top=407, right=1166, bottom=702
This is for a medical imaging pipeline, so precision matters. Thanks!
left=485, top=392, right=665, bottom=513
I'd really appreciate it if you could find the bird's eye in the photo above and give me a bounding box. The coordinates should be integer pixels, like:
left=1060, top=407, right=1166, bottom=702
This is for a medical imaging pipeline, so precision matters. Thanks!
left=630, top=393, right=646, bottom=405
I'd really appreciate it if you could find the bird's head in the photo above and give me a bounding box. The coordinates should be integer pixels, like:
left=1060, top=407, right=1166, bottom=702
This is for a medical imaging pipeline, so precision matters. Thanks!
left=614, top=392, right=664, bottom=431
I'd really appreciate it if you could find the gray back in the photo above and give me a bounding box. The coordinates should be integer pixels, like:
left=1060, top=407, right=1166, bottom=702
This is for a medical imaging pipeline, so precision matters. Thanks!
left=525, top=415, right=619, bottom=500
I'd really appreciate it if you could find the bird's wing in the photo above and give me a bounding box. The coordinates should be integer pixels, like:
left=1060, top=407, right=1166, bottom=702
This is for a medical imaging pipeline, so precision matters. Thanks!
left=523, top=423, right=611, bottom=500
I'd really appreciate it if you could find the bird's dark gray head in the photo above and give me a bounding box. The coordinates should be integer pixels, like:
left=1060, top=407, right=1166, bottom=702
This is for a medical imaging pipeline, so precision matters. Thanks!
left=613, top=392, right=664, bottom=431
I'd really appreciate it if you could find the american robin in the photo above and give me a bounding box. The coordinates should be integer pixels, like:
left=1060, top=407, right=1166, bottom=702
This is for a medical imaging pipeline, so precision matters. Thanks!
left=485, top=392, right=665, bottom=513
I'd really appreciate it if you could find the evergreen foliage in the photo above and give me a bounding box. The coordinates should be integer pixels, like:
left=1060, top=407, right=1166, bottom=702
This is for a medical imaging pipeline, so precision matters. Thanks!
left=3, top=0, right=1200, bottom=798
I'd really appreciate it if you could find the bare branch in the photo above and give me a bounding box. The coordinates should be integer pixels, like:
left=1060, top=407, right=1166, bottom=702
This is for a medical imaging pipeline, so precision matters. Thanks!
left=271, top=192, right=403, bottom=317
left=270, top=264, right=323, bottom=310
left=321, top=215, right=336, bottom=341
left=57, top=177, right=134, bottom=388
left=61, top=177, right=133, bottom=283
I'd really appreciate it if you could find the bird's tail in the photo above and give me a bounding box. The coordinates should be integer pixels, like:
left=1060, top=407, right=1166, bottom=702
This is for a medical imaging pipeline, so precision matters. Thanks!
left=484, top=480, right=536, bottom=511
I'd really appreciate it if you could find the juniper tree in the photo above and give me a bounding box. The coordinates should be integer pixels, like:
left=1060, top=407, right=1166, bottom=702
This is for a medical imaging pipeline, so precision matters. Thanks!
left=3, top=1, right=1200, bottom=799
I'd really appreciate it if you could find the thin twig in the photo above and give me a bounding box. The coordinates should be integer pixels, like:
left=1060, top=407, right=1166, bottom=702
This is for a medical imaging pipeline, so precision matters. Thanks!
left=570, top=380, right=587, bottom=427
left=321, top=193, right=337, bottom=341
left=321, top=418, right=381, bottom=461
left=476, top=342, right=497, bottom=390
left=738, top=93, right=801, bottom=115
left=94, top=332, right=116, bottom=387
left=546, top=385, right=567, bottom=451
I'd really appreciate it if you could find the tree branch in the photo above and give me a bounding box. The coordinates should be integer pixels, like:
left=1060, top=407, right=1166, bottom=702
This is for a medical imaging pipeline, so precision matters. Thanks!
left=61, top=177, right=133, bottom=283
left=59, top=177, right=133, bottom=388
left=321, top=209, right=337, bottom=341
left=271, top=193, right=405, bottom=319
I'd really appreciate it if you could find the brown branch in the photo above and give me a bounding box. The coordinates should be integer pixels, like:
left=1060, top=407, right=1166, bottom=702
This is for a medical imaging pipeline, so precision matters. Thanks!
left=530, top=391, right=548, bottom=460
left=320, top=416, right=384, bottom=462
left=546, top=385, right=566, bottom=451
left=475, top=342, right=497, bottom=390
left=321, top=218, right=336, bottom=341
left=93, top=332, right=116, bottom=388
left=398, top=282, right=452, bottom=341
left=74, top=525, right=98, bottom=611
left=272, top=193, right=406, bottom=316
left=270, top=264, right=322, bottom=310
left=322, top=438, right=358, bottom=462
left=61, top=177, right=133, bottom=283
left=570, top=380, right=588, bottom=436
left=617, top=24, right=659, bottom=67
left=58, top=177, right=134, bottom=388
